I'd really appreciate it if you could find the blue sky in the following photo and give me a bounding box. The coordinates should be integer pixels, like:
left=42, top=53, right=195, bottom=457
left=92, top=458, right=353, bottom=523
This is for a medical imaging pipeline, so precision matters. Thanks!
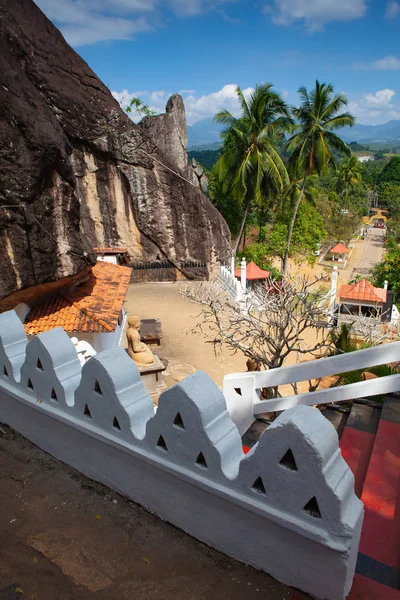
left=34, top=0, right=400, bottom=125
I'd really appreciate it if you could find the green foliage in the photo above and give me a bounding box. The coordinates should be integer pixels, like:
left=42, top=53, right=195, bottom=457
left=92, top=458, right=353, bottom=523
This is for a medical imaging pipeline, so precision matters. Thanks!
left=349, top=142, right=369, bottom=152
left=207, top=170, right=243, bottom=238
left=187, top=149, right=220, bottom=169
left=371, top=237, right=400, bottom=305
left=238, top=244, right=281, bottom=279
left=288, top=81, right=354, bottom=176
left=213, top=84, right=292, bottom=252
left=379, top=156, right=400, bottom=184
left=378, top=182, right=400, bottom=215
left=125, top=97, right=155, bottom=118
left=267, top=201, right=326, bottom=263
left=333, top=156, right=363, bottom=198
left=282, top=80, right=355, bottom=274
left=360, top=160, right=386, bottom=185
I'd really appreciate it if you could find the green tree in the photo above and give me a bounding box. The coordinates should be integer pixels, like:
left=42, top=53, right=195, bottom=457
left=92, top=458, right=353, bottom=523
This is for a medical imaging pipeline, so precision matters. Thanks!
left=266, top=201, right=326, bottom=265
left=379, top=156, right=400, bottom=183
left=334, top=155, right=363, bottom=200
left=213, top=84, right=292, bottom=254
left=283, top=81, right=355, bottom=275
left=371, top=237, right=400, bottom=305
left=125, top=97, right=156, bottom=118
left=378, top=182, right=400, bottom=215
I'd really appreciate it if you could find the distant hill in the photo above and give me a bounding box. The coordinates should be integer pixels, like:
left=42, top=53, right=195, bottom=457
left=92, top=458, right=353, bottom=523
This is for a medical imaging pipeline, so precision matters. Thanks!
left=340, top=120, right=400, bottom=144
left=187, top=118, right=224, bottom=148
left=188, top=141, right=222, bottom=152
left=188, top=147, right=221, bottom=169
left=187, top=117, right=400, bottom=148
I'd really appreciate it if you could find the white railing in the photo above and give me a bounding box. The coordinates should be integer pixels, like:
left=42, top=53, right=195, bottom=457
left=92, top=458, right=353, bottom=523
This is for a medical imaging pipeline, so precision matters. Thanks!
left=218, top=264, right=243, bottom=301
left=223, top=342, right=400, bottom=435
left=0, top=309, right=362, bottom=600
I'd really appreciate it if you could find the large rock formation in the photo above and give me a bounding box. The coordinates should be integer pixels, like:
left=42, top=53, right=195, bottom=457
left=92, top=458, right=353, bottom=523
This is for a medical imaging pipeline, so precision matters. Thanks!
left=0, top=0, right=231, bottom=302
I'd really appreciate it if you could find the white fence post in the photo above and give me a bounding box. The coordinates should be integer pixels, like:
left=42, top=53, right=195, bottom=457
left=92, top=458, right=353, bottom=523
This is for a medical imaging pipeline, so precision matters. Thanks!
left=329, top=266, right=339, bottom=325
left=240, top=257, right=247, bottom=292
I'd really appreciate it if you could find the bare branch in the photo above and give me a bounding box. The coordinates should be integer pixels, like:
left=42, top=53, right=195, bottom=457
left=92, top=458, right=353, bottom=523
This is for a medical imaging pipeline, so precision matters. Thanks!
left=183, top=274, right=333, bottom=395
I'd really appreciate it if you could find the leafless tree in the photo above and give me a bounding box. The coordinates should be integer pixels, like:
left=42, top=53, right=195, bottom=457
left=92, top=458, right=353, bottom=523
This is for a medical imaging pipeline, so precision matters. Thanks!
left=340, top=314, right=400, bottom=345
left=183, top=275, right=332, bottom=395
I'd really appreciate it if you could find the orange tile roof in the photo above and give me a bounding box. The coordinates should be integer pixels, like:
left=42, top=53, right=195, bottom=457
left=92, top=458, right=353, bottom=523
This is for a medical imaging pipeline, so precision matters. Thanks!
left=24, top=262, right=132, bottom=335
left=93, top=247, right=127, bottom=254
left=330, top=243, right=349, bottom=254
left=234, top=261, right=270, bottom=280
left=339, top=279, right=387, bottom=303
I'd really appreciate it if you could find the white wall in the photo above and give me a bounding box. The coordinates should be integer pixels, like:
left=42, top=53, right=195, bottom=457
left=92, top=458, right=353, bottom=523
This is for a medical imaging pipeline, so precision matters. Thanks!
left=97, top=255, right=118, bottom=264
left=0, top=310, right=364, bottom=600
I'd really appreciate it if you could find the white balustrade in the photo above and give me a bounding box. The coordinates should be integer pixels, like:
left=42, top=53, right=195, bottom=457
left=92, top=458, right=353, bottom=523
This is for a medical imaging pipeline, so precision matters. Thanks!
left=223, top=342, right=400, bottom=435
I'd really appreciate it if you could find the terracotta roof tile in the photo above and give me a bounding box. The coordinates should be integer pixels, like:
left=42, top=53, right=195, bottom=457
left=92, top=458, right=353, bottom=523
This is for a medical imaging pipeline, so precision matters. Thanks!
left=330, top=243, right=349, bottom=254
left=24, top=262, right=132, bottom=335
left=234, top=261, right=270, bottom=280
left=339, top=279, right=387, bottom=303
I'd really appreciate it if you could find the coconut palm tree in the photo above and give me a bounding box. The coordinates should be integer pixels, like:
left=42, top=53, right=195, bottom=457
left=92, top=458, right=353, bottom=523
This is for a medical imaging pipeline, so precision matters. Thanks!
left=213, top=84, right=292, bottom=254
left=334, top=155, right=363, bottom=200
left=282, top=81, right=355, bottom=276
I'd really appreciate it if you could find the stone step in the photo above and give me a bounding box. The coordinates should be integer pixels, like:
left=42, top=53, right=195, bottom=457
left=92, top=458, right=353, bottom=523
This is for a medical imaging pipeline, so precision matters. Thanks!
left=339, top=403, right=381, bottom=498
left=351, top=396, right=400, bottom=597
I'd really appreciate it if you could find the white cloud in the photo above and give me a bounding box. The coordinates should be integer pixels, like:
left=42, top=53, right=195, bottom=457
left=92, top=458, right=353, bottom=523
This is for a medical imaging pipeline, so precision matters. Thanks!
left=34, top=0, right=237, bottom=46
left=112, top=84, right=261, bottom=125
left=364, top=89, right=396, bottom=106
left=348, top=89, right=400, bottom=125
left=264, top=0, right=367, bottom=30
left=356, top=56, right=400, bottom=71
left=167, top=0, right=236, bottom=17
left=386, top=1, right=400, bottom=18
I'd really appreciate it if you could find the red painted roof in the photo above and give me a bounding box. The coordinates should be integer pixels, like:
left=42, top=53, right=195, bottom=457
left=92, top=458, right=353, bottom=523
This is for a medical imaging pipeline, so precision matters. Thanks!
left=339, top=279, right=387, bottom=303
left=234, top=261, right=270, bottom=280
left=330, top=243, right=349, bottom=254
left=24, top=262, right=132, bottom=335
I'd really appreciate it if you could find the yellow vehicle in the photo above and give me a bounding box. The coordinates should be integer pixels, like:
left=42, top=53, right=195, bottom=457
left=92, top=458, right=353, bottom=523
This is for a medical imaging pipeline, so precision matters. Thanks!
left=362, top=208, right=388, bottom=226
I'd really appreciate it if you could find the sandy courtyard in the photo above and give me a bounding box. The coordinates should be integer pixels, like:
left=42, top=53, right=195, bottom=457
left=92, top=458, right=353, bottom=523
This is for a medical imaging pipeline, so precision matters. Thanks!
left=123, top=282, right=328, bottom=393
left=123, top=282, right=246, bottom=388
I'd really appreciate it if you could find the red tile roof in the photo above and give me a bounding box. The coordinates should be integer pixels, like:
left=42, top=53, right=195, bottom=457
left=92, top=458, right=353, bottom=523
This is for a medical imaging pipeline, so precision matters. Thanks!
left=339, top=279, right=387, bottom=303
left=93, top=247, right=127, bottom=254
left=330, top=243, right=349, bottom=254
left=24, top=262, right=132, bottom=335
left=235, top=261, right=270, bottom=280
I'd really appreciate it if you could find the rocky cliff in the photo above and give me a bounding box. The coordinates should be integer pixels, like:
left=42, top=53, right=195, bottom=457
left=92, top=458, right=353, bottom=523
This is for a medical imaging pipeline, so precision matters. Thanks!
left=0, top=0, right=231, bottom=302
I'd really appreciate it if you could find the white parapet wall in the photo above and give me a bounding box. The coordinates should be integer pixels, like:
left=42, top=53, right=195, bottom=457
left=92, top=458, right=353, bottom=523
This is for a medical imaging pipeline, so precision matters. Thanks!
left=0, top=310, right=363, bottom=600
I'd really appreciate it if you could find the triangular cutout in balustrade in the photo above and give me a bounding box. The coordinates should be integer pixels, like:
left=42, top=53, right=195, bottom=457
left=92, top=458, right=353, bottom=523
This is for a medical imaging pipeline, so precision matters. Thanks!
left=303, top=496, right=321, bottom=518
left=279, top=449, right=298, bottom=471
left=3, top=366, right=8, bottom=378
left=84, top=404, right=92, bottom=418
left=113, top=416, right=121, bottom=431
left=51, top=388, right=58, bottom=402
left=196, top=452, right=207, bottom=468
left=27, top=378, right=34, bottom=390
left=94, top=380, right=103, bottom=395
left=252, top=476, right=266, bottom=495
left=36, top=358, right=43, bottom=371
left=173, top=413, right=185, bottom=429
left=157, top=435, right=168, bottom=451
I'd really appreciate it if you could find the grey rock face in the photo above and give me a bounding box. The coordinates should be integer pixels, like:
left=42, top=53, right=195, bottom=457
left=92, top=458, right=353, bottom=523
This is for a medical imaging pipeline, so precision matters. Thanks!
left=0, top=0, right=231, bottom=301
